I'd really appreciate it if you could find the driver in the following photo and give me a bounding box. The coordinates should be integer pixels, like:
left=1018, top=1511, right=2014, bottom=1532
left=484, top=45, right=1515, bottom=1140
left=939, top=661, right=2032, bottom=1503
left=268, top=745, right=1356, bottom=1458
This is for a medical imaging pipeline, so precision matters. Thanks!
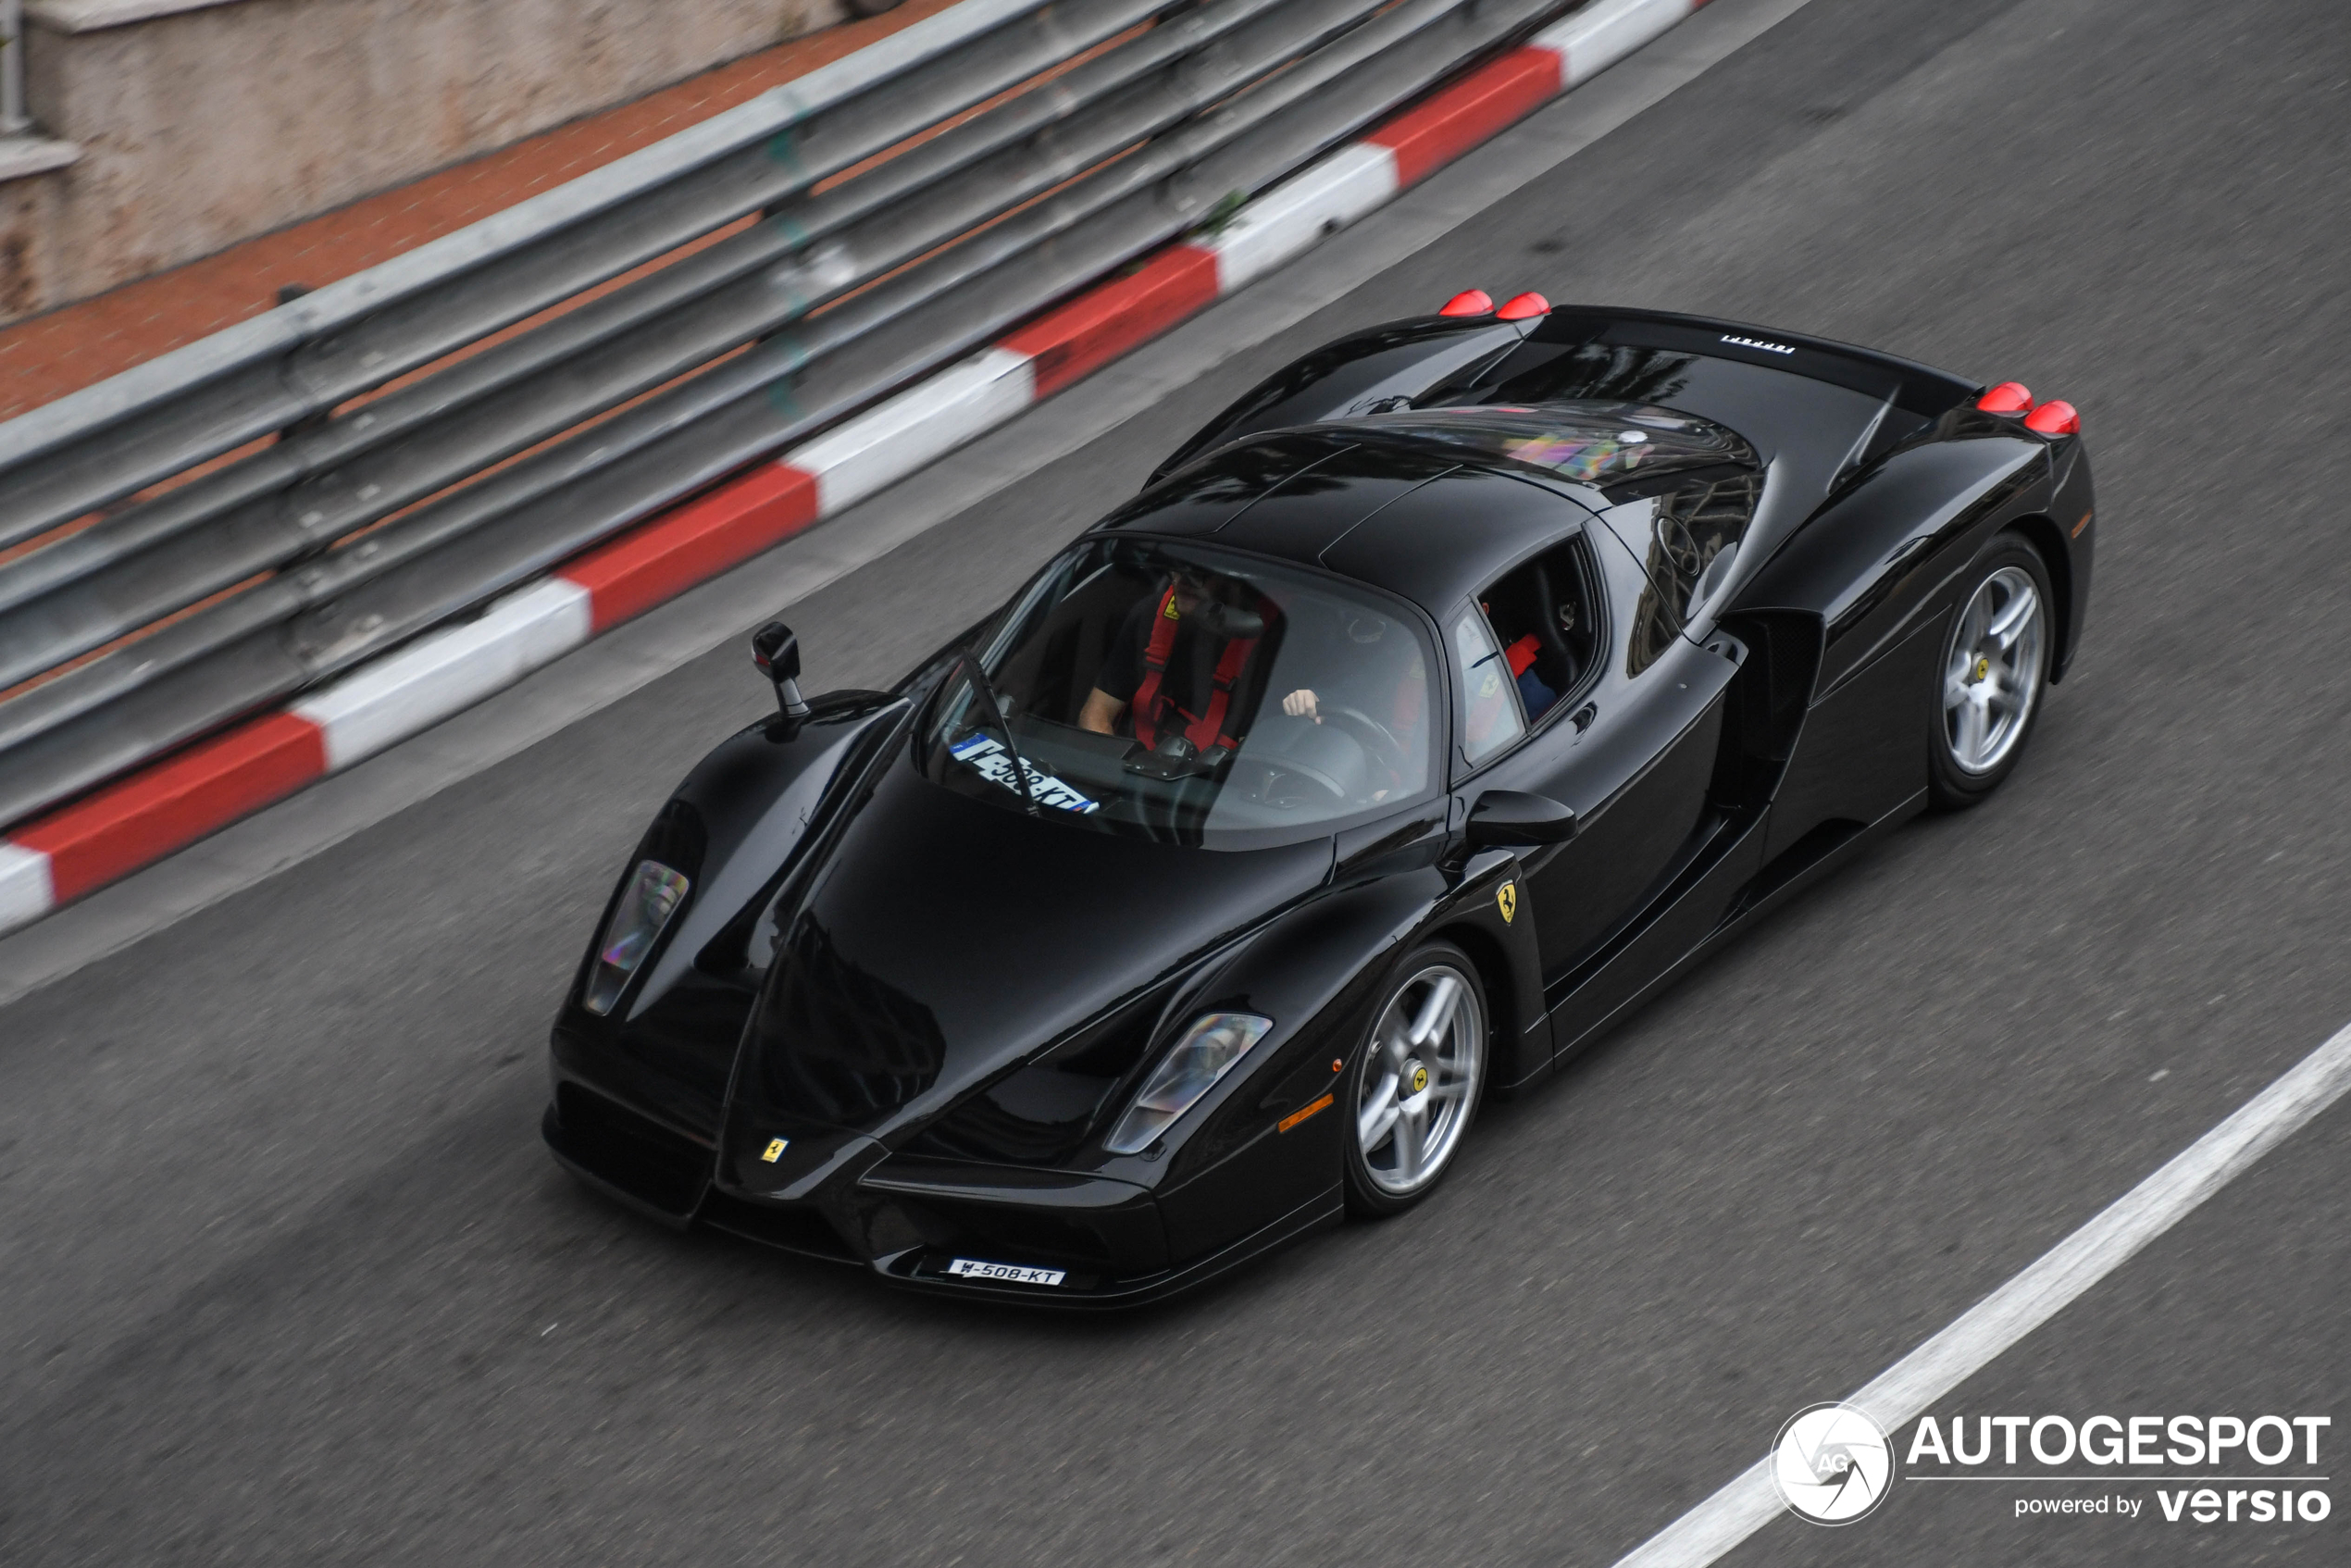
left=1275, top=612, right=1429, bottom=794
left=1079, top=565, right=1265, bottom=757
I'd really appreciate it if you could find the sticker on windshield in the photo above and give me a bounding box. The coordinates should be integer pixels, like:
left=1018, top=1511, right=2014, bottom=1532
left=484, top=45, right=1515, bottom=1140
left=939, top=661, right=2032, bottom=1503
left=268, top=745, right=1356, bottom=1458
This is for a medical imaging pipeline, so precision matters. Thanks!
left=950, top=734, right=1100, bottom=815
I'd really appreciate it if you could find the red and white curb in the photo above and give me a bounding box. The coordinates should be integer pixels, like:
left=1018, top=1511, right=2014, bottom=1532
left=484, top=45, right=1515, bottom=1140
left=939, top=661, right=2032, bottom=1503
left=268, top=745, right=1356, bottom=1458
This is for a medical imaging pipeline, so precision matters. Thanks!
left=0, top=0, right=1707, bottom=939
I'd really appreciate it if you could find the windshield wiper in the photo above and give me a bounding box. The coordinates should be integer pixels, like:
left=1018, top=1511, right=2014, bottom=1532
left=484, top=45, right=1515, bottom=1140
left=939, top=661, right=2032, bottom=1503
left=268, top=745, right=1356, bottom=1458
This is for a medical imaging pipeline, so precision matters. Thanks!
left=958, top=651, right=1039, bottom=816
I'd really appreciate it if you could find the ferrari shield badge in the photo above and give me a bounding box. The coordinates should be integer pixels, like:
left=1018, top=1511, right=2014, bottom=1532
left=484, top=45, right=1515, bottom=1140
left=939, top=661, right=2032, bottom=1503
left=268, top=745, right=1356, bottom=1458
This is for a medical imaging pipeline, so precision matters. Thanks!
left=761, top=1137, right=789, bottom=1163
left=1496, top=881, right=1518, bottom=924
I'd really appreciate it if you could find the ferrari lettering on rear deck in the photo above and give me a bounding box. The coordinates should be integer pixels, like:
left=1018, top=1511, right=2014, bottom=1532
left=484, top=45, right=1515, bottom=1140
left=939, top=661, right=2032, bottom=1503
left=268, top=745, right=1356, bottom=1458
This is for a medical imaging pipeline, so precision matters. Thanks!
left=949, top=735, right=1101, bottom=815
left=946, top=1258, right=1067, bottom=1287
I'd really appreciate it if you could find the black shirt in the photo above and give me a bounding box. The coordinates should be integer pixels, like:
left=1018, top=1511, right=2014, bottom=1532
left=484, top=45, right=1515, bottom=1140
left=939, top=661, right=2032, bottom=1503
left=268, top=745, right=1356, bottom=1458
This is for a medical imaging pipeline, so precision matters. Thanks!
left=1096, top=596, right=1223, bottom=721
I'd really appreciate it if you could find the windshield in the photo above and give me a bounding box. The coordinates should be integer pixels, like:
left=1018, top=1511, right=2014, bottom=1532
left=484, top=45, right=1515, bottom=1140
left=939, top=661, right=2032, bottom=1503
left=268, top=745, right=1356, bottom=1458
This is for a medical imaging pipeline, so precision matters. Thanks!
left=919, top=539, right=1440, bottom=847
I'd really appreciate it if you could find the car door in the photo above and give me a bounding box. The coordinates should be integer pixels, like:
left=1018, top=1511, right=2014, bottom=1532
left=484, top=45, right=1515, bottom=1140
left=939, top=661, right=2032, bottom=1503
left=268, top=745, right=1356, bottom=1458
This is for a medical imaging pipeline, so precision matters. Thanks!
left=1450, top=517, right=1740, bottom=991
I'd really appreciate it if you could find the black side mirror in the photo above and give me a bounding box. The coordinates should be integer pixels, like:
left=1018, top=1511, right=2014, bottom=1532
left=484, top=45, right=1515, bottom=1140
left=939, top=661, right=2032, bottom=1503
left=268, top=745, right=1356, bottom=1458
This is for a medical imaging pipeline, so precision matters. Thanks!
left=1465, top=789, right=1578, bottom=848
left=751, top=620, right=810, bottom=719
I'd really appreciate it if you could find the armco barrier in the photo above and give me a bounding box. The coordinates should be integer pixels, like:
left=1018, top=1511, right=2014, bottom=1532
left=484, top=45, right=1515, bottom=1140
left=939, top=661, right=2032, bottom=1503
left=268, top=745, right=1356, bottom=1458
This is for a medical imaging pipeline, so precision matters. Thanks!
left=0, top=0, right=1710, bottom=937
left=0, top=0, right=1551, bottom=828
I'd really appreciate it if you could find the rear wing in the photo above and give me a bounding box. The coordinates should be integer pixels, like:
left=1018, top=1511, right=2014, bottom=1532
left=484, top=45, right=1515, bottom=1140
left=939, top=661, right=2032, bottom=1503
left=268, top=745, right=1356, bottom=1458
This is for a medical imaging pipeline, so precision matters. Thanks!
left=1148, top=304, right=1985, bottom=492
left=1519, top=306, right=1981, bottom=422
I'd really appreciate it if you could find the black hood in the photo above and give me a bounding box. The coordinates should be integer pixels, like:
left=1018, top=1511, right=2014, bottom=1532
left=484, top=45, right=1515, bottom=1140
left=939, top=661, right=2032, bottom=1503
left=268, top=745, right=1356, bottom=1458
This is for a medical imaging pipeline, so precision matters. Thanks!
left=736, top=755, right=1333, bottom=1142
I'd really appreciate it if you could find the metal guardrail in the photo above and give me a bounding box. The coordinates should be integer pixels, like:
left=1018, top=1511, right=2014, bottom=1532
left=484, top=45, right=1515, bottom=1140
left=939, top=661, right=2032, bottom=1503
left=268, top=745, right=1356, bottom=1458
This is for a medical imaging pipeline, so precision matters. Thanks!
left=0, top=0, right=1590, bottom=828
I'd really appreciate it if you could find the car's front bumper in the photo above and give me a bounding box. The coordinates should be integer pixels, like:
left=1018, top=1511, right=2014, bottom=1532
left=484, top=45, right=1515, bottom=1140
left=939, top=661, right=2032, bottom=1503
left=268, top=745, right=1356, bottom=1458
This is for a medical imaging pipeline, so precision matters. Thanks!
left=541, top=1084, right=1338, bottom=1308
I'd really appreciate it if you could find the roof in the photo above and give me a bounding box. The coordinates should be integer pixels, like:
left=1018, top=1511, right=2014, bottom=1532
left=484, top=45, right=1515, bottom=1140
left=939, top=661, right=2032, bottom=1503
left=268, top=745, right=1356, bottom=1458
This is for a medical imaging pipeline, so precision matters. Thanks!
left=1093, top=421, right=1619, bottom=615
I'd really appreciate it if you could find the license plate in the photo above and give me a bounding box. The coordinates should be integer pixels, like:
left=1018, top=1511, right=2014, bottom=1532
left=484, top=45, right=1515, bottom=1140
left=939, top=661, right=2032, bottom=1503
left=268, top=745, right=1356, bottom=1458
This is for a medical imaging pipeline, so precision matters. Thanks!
left=945, top=1257, right=1066, bottom=1287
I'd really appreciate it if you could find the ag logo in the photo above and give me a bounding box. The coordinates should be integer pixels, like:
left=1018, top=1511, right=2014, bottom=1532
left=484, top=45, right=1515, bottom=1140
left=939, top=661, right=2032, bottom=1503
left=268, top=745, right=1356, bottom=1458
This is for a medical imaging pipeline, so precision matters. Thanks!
left=1496, top=882, right=1518, bottom=924
left=1772, top=1403, right=1894, bottom=1524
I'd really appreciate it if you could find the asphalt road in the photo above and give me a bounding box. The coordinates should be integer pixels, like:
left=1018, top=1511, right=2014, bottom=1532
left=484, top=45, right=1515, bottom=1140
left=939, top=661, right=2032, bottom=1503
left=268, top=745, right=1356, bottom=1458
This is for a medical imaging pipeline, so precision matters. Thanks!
left=4, top=0, right=2348, bottom=1562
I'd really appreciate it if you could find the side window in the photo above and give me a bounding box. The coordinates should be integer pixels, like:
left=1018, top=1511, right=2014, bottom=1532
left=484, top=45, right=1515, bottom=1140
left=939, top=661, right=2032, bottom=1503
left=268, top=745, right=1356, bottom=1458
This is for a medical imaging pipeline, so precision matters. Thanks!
left=1472, top=535, right=1603, bottom=725
left=1450, top=607, right=1524, bottom=768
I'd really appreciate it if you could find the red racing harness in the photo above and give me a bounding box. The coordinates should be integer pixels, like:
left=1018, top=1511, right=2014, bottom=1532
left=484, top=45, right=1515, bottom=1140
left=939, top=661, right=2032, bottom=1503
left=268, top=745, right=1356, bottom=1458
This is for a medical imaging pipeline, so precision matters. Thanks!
left=1131, top=585, right=1259, bottom=753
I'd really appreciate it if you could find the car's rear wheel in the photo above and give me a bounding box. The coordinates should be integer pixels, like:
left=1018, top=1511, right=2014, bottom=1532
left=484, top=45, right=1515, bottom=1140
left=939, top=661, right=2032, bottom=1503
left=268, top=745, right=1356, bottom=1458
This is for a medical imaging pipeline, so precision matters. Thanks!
left=1343, top=943, right=1487, bottom=1216
left=1929, top=533, right=2053, bottom=810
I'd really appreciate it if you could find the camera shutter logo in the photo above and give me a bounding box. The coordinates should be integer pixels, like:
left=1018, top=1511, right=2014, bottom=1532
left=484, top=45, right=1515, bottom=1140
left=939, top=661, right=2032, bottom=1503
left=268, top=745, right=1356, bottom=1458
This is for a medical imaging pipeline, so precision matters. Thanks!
left=1773, top=1402, right=1895, bottom=1524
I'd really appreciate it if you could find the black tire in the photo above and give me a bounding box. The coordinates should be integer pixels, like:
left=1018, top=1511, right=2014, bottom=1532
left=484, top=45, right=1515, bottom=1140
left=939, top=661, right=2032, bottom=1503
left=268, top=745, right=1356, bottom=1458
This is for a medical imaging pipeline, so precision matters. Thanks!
left=1342, top=940, right=1489, bottom=1217
left=1928, top=531, right=2055, bottom=811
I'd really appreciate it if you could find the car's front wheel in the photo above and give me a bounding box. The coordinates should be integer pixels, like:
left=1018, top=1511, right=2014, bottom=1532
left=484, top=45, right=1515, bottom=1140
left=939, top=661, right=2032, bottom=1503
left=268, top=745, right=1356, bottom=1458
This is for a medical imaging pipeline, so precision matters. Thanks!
left=1343, top=943, right=1488, bottom=1216
left=1929, top=532, right=2053, bottom=810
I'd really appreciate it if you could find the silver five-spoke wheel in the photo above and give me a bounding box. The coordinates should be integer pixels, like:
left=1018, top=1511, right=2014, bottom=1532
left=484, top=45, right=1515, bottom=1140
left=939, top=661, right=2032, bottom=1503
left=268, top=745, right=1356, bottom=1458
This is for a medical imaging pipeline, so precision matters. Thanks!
left=1354, top=962, right=1484, bottom=1201
left=1942, top=564, right=2045, bottom=776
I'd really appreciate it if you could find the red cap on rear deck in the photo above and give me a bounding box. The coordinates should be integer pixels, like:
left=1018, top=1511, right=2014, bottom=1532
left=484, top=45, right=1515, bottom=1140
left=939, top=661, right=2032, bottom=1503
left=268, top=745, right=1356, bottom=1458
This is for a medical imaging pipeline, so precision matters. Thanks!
left=2023, top=400, right=2080, bottom=435
left=1975, top=381, right=2034, bottom=414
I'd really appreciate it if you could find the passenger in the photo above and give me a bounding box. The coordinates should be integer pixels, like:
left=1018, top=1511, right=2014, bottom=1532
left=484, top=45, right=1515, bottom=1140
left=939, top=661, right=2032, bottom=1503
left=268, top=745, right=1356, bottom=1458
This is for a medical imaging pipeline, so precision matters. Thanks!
left=1079, top=566, right=1265, bottom=756
left=1501, top=629, right=1556, bottom=718
left=1480, top=600, right=1557, bottom=720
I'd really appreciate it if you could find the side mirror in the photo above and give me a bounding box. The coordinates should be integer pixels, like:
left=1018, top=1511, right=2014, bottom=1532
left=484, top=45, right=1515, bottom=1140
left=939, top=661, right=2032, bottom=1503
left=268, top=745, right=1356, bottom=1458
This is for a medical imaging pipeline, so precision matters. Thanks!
left=1465, top=789, right=1578, bottom=848
left=751, top=620, right=810, bottom=719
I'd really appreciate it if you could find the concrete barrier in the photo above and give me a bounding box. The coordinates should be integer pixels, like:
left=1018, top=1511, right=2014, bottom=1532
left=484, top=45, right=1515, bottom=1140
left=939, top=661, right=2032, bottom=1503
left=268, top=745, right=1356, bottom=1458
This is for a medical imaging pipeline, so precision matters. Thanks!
left=0, top=0, right=853, bottom=322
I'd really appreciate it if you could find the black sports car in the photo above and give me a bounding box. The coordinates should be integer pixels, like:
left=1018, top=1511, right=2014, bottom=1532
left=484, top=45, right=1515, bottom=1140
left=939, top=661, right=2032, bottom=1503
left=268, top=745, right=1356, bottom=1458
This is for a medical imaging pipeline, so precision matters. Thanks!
left=543, top=301, right=2094, bottom=1304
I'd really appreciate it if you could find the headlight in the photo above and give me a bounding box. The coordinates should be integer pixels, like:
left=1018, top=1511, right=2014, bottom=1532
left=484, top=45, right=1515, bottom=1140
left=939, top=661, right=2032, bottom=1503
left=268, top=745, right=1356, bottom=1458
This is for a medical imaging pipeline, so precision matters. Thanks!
left=582, top=859, right=690, bottom=1015
left=1104, top=1013, right=1273, bottom=1153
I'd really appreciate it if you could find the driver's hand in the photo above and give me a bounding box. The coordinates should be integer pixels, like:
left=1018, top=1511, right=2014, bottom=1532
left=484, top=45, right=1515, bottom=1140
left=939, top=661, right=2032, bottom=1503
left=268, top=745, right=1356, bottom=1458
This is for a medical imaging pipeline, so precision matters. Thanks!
left=1282, top=688, right=1320, bottom=721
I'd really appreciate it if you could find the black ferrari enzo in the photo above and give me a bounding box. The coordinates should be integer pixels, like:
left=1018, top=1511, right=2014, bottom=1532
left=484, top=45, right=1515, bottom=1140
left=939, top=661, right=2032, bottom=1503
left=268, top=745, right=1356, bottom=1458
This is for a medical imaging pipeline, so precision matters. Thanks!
left=543, top=301, right=2094, bottom=1304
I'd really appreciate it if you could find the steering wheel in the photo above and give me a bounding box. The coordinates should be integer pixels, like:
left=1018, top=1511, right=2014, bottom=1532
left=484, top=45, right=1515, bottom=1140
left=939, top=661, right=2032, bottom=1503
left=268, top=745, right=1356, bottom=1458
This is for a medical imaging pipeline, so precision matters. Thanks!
left=1321, top=704, right=1410, bottom=778
left=1233, top=753, right=1352, bottom=811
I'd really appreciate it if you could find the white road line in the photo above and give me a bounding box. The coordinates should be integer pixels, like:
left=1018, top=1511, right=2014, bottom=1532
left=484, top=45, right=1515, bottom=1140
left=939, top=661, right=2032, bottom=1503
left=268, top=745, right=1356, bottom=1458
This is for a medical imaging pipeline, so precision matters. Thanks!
left=1611, top=1020, right=2351, bottom=1568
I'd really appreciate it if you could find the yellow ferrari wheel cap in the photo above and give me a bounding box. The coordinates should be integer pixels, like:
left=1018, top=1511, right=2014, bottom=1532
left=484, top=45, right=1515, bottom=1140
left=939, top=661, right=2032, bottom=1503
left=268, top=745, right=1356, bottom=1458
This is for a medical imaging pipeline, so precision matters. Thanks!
left=1410, top=1064, right=1429, bottom=1094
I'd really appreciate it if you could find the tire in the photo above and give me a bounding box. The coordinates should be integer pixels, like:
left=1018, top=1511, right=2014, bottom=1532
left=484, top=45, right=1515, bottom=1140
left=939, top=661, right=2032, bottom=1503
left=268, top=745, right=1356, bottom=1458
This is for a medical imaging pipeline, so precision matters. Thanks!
left=1342, top=941, right=1488, bottom=1217
left=1928, top=530, right=2054, bottom=811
